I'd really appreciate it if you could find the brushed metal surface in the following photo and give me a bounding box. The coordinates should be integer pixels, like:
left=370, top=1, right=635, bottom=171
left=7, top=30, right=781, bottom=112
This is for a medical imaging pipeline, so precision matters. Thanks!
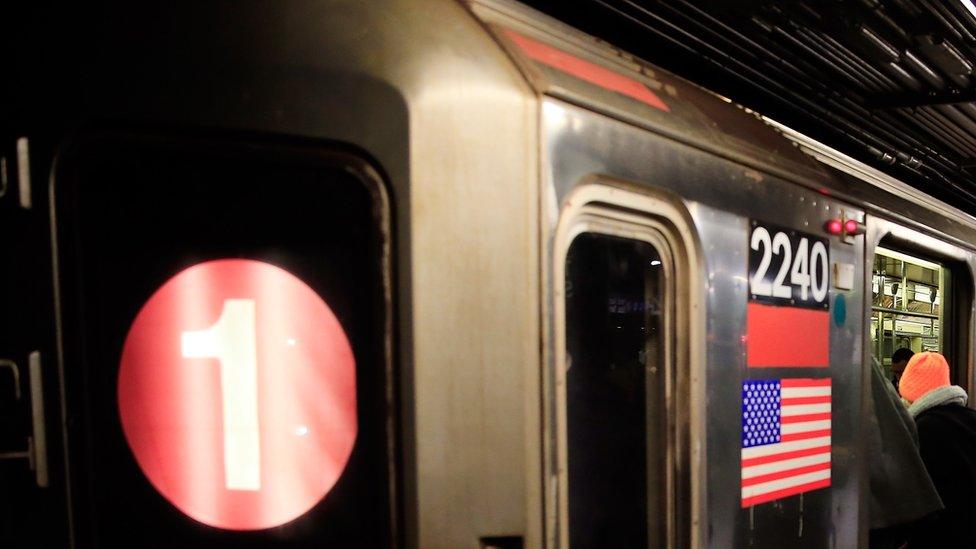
left=543, top=97, right=864, bottom=547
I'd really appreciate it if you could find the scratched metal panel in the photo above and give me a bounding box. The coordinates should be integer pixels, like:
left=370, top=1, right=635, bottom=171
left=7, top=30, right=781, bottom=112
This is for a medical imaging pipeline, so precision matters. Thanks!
left=542, top=98, right=863, bottom=547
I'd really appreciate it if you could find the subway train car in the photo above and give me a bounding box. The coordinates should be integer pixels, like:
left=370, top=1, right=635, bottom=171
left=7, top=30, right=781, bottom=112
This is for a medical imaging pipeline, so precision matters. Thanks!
left=2, top=0, right=975, bottom=547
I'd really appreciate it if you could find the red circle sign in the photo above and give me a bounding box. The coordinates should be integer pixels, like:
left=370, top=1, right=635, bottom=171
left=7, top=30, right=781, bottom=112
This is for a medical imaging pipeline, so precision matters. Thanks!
left=118, top=259, right=357, bottom=530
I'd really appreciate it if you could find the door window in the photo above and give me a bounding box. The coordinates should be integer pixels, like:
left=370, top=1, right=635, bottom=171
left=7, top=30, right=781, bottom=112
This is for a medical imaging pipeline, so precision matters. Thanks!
left=871, top=247, right=944, bottom=387
left=564, top=232, right=668, bottom=548
left=870, top=243, right=971, bottom=390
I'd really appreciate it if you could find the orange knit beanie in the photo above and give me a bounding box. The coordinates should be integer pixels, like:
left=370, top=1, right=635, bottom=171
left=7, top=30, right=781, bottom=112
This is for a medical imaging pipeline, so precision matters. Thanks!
left=899, top=352, right=950, bottom=403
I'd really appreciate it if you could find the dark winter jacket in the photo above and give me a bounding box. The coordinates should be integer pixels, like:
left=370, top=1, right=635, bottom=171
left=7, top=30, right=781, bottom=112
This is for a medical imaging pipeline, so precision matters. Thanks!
left=867, top=358, right=942, bottom=548
left=909, top=387, right=976, bottom=547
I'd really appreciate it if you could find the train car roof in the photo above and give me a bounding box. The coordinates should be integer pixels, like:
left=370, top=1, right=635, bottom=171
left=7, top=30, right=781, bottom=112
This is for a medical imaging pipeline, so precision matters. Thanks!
left=470, top=0, right=976, bottom=250
left=469, top=0, right=832, bottom=191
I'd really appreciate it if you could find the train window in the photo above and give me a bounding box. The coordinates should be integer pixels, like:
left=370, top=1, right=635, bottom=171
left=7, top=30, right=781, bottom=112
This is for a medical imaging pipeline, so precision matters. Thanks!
left=871, top=247, right=943, bottom=360
left=52, top=135, right=394, bottom=547
left=871, top=246, right=945, bottom=374
left=870, top=245, right=970, bottom=390
left=564, top=232, right=668, bottom=548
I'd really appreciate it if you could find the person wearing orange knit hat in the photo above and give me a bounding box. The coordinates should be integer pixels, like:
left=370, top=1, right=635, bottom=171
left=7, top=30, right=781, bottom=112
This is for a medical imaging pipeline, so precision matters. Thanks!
left=898, top=352, right=976, bottom=546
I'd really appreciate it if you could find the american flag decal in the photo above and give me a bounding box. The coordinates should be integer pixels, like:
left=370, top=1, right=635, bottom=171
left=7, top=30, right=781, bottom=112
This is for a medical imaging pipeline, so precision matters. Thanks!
left=741, top=378, right=831, bottom=507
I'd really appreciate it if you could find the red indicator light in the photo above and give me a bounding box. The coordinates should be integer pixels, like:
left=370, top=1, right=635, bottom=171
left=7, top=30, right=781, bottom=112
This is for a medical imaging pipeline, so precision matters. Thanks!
left=825, top=219, right=843, bottom=235
left=844, top=219, right=864, bottom=235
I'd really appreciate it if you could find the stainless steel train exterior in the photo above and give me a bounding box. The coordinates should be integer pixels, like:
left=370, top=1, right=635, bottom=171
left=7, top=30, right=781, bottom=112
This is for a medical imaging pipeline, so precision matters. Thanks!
left=6, top=0, right=976, bottom=547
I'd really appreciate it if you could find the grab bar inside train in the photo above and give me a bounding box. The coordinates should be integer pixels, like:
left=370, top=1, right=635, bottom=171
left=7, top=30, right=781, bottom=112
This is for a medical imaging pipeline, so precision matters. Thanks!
left=0, top=351, right=49, bottom=488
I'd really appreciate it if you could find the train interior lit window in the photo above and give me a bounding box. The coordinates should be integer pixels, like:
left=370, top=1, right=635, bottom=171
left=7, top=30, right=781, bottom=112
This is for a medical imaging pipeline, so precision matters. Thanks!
left=565, top=232, right=667, bottom=548
left=870, top=245, right=970, bottom=391
left=871, top=248, right=944, bottom=363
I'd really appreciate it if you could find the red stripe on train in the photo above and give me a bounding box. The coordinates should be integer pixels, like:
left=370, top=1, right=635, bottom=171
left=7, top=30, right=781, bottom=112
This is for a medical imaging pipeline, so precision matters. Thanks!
left=746, top=302, right=829, bottom=367
left=504, top=30, right=670, bottom=112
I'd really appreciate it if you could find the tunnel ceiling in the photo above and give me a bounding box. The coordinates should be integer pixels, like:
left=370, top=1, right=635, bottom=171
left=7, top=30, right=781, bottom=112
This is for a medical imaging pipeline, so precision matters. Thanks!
left=523, top=0, right=976, bottom=214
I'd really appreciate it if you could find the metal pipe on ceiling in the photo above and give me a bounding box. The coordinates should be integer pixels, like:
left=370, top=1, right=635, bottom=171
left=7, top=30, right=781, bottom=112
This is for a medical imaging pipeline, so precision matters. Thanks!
left=537, top=0, right=976, bottom=207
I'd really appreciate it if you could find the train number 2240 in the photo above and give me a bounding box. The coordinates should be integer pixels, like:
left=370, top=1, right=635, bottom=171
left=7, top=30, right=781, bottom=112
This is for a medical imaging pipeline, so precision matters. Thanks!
left=749, top=222, right=830, bottom=308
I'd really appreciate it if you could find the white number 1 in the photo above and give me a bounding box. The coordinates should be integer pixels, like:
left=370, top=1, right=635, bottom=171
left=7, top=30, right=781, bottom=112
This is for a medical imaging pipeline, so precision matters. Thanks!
left=181, top=299, right=261, bottom=491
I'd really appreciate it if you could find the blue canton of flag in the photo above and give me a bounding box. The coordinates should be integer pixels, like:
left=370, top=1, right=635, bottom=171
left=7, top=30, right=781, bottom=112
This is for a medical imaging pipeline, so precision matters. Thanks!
left=741, top=380, right=781, bottom=448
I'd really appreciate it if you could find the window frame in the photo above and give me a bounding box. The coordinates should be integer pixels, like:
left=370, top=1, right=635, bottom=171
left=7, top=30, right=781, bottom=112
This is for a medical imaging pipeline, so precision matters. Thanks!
left=48, top=132, right=398, bottom=546
left=865, top=217, right=975, bottom=396
left=548, top=182, right=701, bottom=549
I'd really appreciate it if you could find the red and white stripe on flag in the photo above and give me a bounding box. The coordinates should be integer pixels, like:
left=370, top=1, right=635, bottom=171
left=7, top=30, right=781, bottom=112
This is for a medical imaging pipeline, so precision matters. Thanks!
left=740, top=377, right=831, bottom=507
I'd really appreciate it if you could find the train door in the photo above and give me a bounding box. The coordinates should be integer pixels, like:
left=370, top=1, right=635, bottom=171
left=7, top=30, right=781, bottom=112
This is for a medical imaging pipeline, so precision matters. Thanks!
left=549, top=184, right=698, bottom=548
left=866, top=222, right=974, bottom=394
left=48, top=133, right=397, bottom=548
